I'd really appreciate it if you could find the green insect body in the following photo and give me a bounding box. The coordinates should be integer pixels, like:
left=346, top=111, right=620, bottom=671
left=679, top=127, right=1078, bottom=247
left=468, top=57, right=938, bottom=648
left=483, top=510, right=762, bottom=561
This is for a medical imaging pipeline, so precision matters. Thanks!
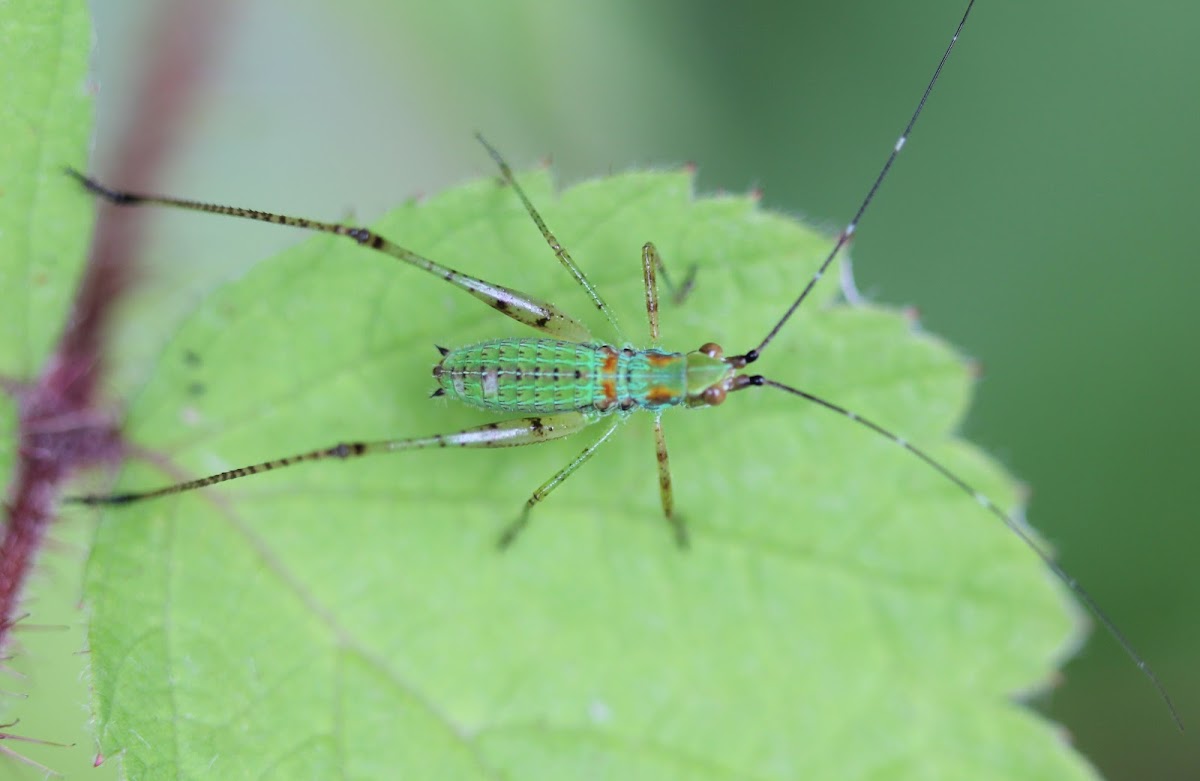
left=433, top=338, right=730, bottom=414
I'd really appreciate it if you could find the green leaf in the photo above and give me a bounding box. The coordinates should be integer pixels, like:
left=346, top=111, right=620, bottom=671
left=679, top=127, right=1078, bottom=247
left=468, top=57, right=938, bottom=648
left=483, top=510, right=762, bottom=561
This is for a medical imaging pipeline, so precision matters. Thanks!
left=0, top=0, right=93, bottom=380
left=82, top=169, right=1095, bottom=779
left=0, top=2, right=113, bottom=779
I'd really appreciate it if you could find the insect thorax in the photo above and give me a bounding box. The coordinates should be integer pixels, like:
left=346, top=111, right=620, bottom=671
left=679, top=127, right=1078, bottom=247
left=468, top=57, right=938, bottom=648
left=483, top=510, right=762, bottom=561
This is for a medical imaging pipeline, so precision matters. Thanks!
left=433, top=338, right=689, bottom=414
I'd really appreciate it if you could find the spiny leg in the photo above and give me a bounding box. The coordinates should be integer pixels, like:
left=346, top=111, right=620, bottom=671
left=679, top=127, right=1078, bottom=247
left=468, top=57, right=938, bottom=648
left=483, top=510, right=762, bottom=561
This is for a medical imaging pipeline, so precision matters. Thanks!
left=474, top=133, right=627, bottom=343
left=498, top=417, right=621, bottom=549
left=652, top=413, right=687, bottom=548
left=68, top=413, right=597, bottom=506
left=65, top=169, right=593, bottom=343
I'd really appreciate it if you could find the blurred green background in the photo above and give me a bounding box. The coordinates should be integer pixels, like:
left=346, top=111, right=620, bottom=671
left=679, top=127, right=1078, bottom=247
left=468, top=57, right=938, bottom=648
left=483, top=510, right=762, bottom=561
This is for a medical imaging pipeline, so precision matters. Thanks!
left=20, top=0, right=1196, bottom=778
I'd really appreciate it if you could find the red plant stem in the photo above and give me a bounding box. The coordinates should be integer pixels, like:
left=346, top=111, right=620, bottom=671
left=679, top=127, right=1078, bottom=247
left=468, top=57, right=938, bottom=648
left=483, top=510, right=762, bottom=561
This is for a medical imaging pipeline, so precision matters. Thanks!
left=0, top=0, right=232, bottom=653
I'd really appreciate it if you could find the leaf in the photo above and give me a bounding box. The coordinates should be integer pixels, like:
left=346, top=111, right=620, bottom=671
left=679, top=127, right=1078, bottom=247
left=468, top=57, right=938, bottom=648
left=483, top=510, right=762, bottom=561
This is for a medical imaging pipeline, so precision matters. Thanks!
left=0, top=0, right=93, bottom=382
left=0, top=1, right=113, bottom=779
left=0, top=0, right=93, bottom=493
left=81, top=169, right=1096, bottom=779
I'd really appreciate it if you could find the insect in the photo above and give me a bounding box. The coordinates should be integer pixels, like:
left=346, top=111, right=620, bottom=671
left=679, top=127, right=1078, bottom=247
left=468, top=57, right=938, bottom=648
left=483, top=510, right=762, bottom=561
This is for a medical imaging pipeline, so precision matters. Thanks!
left=67, top=0, right=1181, bottom=729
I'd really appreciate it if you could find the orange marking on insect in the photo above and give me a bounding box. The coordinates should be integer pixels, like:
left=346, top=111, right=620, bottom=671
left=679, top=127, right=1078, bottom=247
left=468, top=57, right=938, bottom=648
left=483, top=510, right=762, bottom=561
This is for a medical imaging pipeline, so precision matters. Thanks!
left=646, top=353, right=678, bottom=368
left=598, top=346, right=621, bottom=404
left=647, top=387, right=675, bottom=404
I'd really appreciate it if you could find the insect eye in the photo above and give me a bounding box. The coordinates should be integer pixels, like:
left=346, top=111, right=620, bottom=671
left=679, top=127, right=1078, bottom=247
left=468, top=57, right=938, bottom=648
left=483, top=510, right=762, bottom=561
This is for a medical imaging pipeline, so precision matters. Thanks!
left=699, top=342, right=723, bottom=359
left=703, top=385, right=726, bottom=406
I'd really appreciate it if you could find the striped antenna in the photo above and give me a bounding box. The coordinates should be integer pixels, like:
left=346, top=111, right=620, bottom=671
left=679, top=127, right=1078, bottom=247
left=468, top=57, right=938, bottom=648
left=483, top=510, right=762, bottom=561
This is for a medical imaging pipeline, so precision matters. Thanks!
left=745, top=375, right=1184, bottom=731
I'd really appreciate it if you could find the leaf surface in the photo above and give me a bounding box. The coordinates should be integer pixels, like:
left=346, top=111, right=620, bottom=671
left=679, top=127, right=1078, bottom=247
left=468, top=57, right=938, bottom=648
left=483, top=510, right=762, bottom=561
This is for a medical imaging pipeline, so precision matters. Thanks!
left=83, top=168, right=1094, bottom=779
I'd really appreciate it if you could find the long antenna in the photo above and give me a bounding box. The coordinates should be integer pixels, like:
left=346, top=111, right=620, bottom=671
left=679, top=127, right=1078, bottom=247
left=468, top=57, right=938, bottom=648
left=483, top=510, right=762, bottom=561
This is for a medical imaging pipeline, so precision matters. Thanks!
left=735, top=0, right=977, bottom=365
left=743, top=375, right=1184, bottom=730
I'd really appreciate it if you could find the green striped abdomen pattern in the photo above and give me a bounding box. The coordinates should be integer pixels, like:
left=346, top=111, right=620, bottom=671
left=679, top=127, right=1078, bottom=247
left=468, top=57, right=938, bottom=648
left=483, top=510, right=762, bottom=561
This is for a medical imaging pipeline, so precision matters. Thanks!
left=434, top=338, right=687, bottom=414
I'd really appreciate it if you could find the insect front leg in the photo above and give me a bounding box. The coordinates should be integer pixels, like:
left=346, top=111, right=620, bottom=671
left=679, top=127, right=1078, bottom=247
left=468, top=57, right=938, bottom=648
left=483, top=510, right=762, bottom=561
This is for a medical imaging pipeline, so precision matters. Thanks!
left=642, top=242, right=697, bottom=327
left=651, top=413, right=687, bottom=548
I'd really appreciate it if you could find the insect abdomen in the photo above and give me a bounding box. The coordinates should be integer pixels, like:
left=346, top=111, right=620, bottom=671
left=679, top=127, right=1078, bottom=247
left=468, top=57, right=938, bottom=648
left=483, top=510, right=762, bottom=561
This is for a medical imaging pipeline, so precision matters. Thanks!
left=433, top=338, right=687, bottom=413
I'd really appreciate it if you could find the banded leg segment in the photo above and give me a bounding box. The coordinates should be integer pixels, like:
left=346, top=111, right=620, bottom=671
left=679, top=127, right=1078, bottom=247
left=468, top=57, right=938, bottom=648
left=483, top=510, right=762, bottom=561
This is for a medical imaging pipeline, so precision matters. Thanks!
left=652, top=413, right=687, bottom=548
left=474, top=134, right=626, bottom=343
left=643, top=242, right=663, bottom=343
left=66, top=169, right=593, bottom=343
left=69, top=413, right=599, bottom=506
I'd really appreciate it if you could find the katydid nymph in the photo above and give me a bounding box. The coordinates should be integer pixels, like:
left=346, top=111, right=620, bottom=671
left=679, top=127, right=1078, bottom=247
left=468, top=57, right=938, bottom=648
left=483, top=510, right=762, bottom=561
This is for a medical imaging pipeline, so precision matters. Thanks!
left=67, top=0, right=1182, bottom=731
